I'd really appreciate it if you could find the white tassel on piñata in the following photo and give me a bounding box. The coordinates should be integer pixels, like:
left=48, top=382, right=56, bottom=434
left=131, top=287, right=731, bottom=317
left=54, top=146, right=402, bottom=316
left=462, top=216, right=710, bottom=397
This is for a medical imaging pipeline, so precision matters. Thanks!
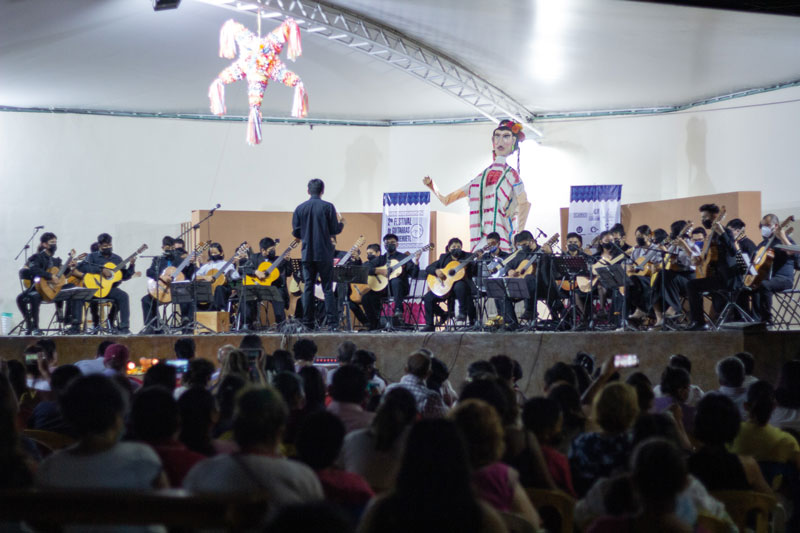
left=292, top=82, right=308, bottom=118
left=285, top=19, right=302, bottom=61
left=219, top=20, right=239, bottom=59
left=208, top=79, right=226, bottom=115
left=247, top=108, right=262, bottom=145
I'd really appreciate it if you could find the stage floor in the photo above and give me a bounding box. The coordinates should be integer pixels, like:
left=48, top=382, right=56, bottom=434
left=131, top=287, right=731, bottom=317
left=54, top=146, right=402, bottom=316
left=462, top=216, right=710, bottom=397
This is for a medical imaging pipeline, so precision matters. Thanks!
left=5, top=329, right=799, bottom=397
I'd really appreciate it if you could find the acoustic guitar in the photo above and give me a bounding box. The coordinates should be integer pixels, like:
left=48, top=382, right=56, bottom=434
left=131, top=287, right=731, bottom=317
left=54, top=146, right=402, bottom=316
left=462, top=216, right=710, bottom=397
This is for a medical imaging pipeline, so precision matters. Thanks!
left=244, top=239, right=300, bottom=286
left=575, top=251, right=628, bottom=293
left=488, top=248, right=522, bottom=278
left=146, top=241, right=211, bottom=304
left=694, top=206, right=727, bottom=279
left=368, top=243, right=433, bottom=293
left=36, top=250, right=88, bottom=302
left=426, top=243, right=492, bottom=298
left=745, top=215, right=795, bottom=288
left=665, top=222, right=693, bottom=272
left=84, top=244, right=149, bottom=298
left=196, top=242, right=249, bottom=290
left=509, top=234, right=560, bottom=277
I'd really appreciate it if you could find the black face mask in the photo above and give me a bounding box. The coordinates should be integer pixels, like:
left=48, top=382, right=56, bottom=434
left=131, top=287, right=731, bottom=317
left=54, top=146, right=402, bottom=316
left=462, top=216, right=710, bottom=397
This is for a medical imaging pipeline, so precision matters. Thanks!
left=48, top=244, right=57, bottom=254
left=702, top=219, right=713, bottom=230
left=385, top=244, right=397, bottom=253
left=210, top=254, right=224, bottom=262
left=101, top=247, right=113, bottom=256
left=567, top=243, right=579, bottom=253
left=266, top=251, right=277, bottom=260
left=602, top=242, right=614, bottom=251
left=451, top=249, right=463, bottom=258
left=636, top=237, right=647, bottom=247
left=519, top=243, right=530, bottom=252
left=366, top=254, right=376, bottom=261
left=175, top=248, right=186, bottom=255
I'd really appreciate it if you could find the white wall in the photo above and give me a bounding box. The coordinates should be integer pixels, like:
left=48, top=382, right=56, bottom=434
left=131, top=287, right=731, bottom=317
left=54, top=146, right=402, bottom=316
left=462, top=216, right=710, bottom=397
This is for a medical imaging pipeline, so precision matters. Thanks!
left=2, top=86, right=800, bottom=331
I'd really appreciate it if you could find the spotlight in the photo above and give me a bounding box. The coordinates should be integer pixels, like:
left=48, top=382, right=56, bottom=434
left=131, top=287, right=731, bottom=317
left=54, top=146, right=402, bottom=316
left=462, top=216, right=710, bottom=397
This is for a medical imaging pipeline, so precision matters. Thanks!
left=153, top=0, right=181, bottom=11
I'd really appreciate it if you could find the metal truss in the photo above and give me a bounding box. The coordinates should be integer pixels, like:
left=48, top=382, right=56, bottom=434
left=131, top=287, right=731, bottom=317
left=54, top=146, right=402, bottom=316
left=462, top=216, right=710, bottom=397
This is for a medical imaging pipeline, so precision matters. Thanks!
left=202, top=0, right=541, bottom=136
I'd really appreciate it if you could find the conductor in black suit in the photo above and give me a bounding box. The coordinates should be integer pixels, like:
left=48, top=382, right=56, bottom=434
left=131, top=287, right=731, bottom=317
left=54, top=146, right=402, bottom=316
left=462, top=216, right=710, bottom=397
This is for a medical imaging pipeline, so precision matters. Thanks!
left=292, top=179, right=344, bottom=330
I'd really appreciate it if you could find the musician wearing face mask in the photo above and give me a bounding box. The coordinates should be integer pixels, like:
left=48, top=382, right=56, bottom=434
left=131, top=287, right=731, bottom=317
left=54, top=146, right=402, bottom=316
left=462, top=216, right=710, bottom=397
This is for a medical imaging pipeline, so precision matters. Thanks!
left=17, top=232, right=80, bottom=335
left=421, top=238, right=479, bottom=331
left=610, top=223, right=632, bottom=253
left=141, top=236, right=178, bottom=331
left=362, top=233, right=421, bottom=331
left=686, top=203, right=739, bottom=331
left=481, top=231, right=510, bottom=280
left=626, top=225, right=660, bottom=326
left=345, top=244, right=378, bottom=327
left=662, top=220, right=697, bottom=320
left=240, top=237, right=290, bottom=328
left=194, top=242, right=241, bottom=312
left=77, top=233, right=135, bottom=334
left=690, top=227, right=707, bottom=251
left=750, top=214, right=798, bottom=323
left=558, top=232, right=591, bottom=328
left=500, top=230, right=564, bottom=329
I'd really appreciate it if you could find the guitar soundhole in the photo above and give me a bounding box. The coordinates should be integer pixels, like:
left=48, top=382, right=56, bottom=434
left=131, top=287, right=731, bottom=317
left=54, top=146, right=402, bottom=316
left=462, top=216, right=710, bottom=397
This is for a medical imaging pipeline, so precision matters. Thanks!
left=448, top=270, right=455, bottom=276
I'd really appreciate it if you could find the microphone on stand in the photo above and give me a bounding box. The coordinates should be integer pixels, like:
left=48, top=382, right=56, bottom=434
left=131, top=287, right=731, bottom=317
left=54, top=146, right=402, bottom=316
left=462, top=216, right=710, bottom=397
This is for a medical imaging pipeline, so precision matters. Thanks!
left=536, top=228, right=547, bottom=239
left=35, top=225, right=44, bottom=229
left=209, top=204, right=221, bottom=214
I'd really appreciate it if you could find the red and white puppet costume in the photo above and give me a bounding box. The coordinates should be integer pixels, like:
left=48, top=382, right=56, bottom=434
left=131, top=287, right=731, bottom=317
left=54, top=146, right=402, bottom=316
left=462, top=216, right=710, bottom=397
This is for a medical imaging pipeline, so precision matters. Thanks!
left=424, top=120, right=531, bottom=252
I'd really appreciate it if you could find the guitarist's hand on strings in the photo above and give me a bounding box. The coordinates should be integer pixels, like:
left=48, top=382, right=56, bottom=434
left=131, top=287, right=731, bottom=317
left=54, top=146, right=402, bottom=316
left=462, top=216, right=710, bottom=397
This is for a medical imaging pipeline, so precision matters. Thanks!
left=712, top=221, right=725, bottom=236
left=435, top=269, right=446, bottom=281
left=102, top=268, right=114, bottom=279
left=375, top=266, right=388, bottom=276
left=159, top=274, right=171, bottom=284
left=255, top=270, right=266, bottom=280
left=414, top=250, right=422, bottom=263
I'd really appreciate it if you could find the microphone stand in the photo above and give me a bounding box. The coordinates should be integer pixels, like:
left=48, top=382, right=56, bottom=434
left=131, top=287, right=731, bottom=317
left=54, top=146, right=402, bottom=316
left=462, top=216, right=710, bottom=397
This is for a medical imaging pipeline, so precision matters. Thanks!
left=15, top=226, right=42, bottom=262
left=177, top=204, right=221, bottom=243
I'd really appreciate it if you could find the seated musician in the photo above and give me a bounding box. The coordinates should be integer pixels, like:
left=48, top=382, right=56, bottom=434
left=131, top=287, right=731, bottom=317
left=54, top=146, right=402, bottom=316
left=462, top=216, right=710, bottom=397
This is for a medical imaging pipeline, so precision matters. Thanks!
left=690, top=227, right=707, bottom=251
left=240, top=237, right=290, bottom=329
left=332, top=237, right=369, bottom=329
left=750, top=214, right=798, bottom=323
left=482, top=231, right=510, bottom=275
left=610, top=223, right=633, bottom=254
left=193, top=242, right=241, bottom=312
left=421, top=237, right=479, bottom=332
left=500, top=230, right=564, bottom=329
left=557, top=232, right=592, bottom=327
left=592, top=230, right=614, bottom=258
left=362, top=233, right=421, bottom=331
left=77, top=233, right=135, bottom=335
left=142, top=236, right=197, bottom=333
left=686, top=204, right=739, bottom=331
left=627, top=225, right=662, bottom=326
left=16, top=232, right=79, bottom=335
left=662, top=220, right=697, bottom=320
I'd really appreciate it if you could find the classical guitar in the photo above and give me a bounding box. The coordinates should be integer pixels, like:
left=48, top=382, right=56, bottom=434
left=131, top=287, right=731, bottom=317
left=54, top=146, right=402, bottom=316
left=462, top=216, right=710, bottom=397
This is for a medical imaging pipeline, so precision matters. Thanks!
left=694, top=206, right=727, bottom=279
left=36, top=250, right=87, bottom=302
left=426, top=243, right=492, bottom=298
left=510, top=234, right=560, bottom=277
left=665, top=222, right=693, bottom=272
left=147, top=241, right=211, bottom=304
left=196, top=242, right=249, bottom=290
left=368, top=243, right=433, bottom=293
left=575, top=251, right=628, bottom=293
left=84, top=244, right=149, bottom=298
left=244, top=239, right=300, bottom=286
left=745, top=215, right=795, bottom=288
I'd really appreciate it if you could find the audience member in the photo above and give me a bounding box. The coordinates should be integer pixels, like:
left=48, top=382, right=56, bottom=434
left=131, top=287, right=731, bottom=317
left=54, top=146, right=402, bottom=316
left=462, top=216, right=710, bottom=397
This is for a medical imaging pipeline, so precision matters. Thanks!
left=296, top=411, right=374, bottom=523
left=0, top=374, right=34, bottom=489
left=183, top=386, right=324, bottom=509
left=352, top=349, right=387, bottom=398
left=213, top=374, right=246, bottom=439
left=293, top=338, right=318, bottom=369
left=358, top=419, right=508, bottom=533
left=651, top=366, right=696, bottom=436
left=329, top=341, right=357, bottom=386
left=174, top=337, right=195, bottom=360
left=771, top=360, right=800, bottom=431
left=713, top=356, right=748, bottom=418
left=511, top=359, right=526, bottom=405
left=178, top=387, right=234, bottom=456
left=272, top=371, right=306, bottom=451
left=547, top=382, right=587, bottom=455
left=214, top=348, right=252, bottom=389
left=341, top=387, right=417, bottom=492
left=273, top=349, right=296, bottom=374
left=385, top=350, right=447, bottom=419
left=523, top=397, right=576, bottom=497
left=543, top=362, right=578, bottom=393
left=426, top=356, right=456, bottom=408
left=466, top=360, right=497, bottom=382
left=27, top=364, right=81, bottom=436
left=174, top=358, right=215, bottom=399
left=625, top=372, right=654, bottom=414
left=37, top=375, right=167, bottom=492
left=735, top=351, right=758, bottom=388
left=328, top=365, right=374, bottom=433
left=74, top=340, right=115, bottom=375
left=569, top=382, right=638, bottom=497
left=587, top=439, right=692, bottom=533
left=653, top=354, right=703, bottom=406
left=23, top=342, right=52, bottom=392
left=490, top=354, right=525, bottom=405
left=688, top=392, right=771, bottom=494
left=211, top=343, right=237, bottom=383
left=142, top=362, right=177, bottom=393
left=298, top=366, right=326, bottom=413
left=131, top=386, right=205, bottom=487
left=450, top=399, right=541, bottom=527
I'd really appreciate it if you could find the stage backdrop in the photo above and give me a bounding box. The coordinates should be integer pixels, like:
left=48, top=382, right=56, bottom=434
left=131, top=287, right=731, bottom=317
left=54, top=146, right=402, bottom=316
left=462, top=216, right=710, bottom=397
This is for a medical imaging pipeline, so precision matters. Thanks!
left=381, top=192, right=431, bottom=269
left=567, top=185, right=623, bottom=246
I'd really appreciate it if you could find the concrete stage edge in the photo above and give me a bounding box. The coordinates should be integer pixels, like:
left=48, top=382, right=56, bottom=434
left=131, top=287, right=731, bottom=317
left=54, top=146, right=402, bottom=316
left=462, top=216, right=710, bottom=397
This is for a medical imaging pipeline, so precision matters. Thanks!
left=5, top=330, right=800, bottom=397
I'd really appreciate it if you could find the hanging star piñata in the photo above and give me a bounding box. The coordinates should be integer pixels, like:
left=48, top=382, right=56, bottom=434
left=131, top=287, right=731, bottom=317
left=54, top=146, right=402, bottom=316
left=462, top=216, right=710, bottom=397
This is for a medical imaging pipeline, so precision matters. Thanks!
left=208, top=18, right=308, bottom=145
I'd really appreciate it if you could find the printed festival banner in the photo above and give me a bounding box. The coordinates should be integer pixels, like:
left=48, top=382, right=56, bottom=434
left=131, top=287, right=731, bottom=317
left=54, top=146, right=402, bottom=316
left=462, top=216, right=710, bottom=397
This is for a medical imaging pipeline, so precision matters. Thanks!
left=568, top=185, right=622, bottom=247
left=382, top=192, right=431, bottom=270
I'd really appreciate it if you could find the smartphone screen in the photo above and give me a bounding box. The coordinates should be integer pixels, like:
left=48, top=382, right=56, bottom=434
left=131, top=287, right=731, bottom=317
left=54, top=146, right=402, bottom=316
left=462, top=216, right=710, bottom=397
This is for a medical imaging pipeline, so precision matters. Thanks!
left=614, top=354, right=639, bottom=368
left=166, top=359, right=189, bottom=374
left=25, top=353, right=40, bottom=363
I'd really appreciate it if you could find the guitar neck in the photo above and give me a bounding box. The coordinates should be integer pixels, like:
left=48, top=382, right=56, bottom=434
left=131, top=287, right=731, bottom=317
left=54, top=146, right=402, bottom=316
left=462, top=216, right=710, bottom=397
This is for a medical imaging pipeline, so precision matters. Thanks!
left=211, top=258, right=236, bottom=280
left=54, top=253, right=74, bottom=279
left=266, top=250, right=291, bottom=274
left=111, top=252, right=138, bottom=273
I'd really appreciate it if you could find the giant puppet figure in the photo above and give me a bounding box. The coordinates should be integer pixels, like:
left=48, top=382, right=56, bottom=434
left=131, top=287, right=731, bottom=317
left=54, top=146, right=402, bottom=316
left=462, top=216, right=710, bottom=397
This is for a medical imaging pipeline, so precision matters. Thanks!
left=423, top=120, right=531, bottom=252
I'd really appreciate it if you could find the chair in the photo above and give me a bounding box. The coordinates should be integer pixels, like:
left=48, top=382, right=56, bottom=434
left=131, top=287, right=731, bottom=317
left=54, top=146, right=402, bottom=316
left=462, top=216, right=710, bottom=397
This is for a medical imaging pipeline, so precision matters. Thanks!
left=772, top=270, right=800, bottom=330
left=498, top=510, right=538, bottom=533
left=22, top=429, right=76, bottom=456
left=525, top=488, right=574, bottom=533
left=711, top=490, right=778, bottom=533
left=695, top=512, right=730, bottom=533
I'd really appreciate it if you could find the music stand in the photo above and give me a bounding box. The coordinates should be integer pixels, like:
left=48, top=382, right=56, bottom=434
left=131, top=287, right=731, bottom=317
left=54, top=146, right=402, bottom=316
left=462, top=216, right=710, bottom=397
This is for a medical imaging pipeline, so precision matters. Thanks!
left=170, top=281, right=214, bottom=334
left=595, top=264, right=635, bottom=330
left=52, top=287, right=96, bottom=334
left=485, top=277, right=529, bottom=329
left=553, top=255, right=591, bottom=330
left=333, top=265, right=370, bottom=331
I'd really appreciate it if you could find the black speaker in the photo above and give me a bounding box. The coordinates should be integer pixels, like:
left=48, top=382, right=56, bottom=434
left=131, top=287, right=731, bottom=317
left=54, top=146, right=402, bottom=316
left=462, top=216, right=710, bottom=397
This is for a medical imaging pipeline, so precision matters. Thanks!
left=153, top=0, right=181, bottom=11
left=718, top=321, right=767, bottom=333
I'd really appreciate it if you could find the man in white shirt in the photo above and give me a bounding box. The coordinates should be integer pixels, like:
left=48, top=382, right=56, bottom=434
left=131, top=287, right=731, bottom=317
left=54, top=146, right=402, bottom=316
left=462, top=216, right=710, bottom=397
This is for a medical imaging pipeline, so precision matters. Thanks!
left=711, top=356, right=748, bottom=419
left=194, top=242, right=242, bottom=311
left=74, top=340, right=115, bottom=375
